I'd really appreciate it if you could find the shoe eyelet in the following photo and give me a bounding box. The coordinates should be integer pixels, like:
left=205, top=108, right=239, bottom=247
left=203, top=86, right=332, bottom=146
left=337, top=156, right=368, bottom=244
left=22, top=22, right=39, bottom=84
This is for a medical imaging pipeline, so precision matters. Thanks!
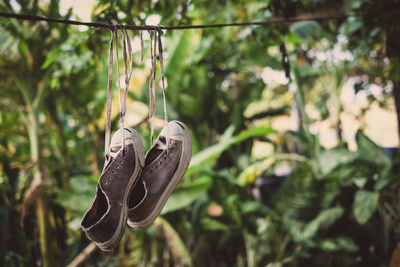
left=164, top=156, right=167, bottom=160
left=108, top=176, right=112, bottom=180
left=112, top=170, right=115, bottom=174
left=155, top=166, right=158, bottom=169
left=160, top=161, right=163, bottom=165
left=104, top=181, right=108, bottom=185
left=145, top=174, right=148, bottom=177
left=116, top=164, right=119, bottom=169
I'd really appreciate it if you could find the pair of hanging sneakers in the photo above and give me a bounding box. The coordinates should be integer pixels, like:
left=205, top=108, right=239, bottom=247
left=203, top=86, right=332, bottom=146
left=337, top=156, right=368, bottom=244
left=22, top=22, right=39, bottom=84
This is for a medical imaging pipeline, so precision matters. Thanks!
left=81, top=121, right=192, bottom=251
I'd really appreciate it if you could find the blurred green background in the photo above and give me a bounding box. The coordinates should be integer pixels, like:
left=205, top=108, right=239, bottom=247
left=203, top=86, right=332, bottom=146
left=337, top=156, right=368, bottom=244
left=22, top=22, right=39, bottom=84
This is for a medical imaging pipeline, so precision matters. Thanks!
left=1, top=0, right=400, bottom=266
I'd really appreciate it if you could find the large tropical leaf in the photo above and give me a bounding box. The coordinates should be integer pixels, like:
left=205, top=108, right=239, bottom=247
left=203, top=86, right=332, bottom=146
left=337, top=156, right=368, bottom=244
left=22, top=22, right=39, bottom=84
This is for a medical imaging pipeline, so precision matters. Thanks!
left=355, top=130, right=391, bottom=167
left=290, top=21, right=322, bottom=41
left=353, top=190, right=379, bottom=224
left=302, top=207, right=344, bottom=239
left=318, top=236, right=359, bottom=252
left=54, top=175, right=97, bottom=215
left=287, top=207, right=344, bottom=243
left=161, top=175, right=212, bottom=214
left=319, top=148, right=358, bottom=176
left=188, top=125, right=275, bottom=174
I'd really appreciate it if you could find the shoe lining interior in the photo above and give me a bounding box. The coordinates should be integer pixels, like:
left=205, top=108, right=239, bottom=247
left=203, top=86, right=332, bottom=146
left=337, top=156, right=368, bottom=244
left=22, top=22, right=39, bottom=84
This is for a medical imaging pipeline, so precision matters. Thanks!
left=145, top=136, right=166, bottom=165
left=128, top=177, right=146, bottom=209
left=82, top=188, right=108, bottom=227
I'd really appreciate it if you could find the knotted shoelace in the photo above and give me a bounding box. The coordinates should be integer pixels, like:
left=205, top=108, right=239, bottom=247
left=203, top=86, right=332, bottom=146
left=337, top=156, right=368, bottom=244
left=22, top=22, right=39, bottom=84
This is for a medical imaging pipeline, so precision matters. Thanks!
left=104, top=25, right=135, bottom=156
left=104, top=26, right=170, bottom=157
left=148, top=28, right=170, bottom=148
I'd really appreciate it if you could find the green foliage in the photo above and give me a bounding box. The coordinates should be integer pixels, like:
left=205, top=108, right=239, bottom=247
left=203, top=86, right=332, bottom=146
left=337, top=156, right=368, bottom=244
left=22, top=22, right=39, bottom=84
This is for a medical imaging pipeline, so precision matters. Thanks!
left=162, top=175, right=212, bottom=214
left=201, top=217, right=229, bottom=231
left=353, top=190, right=379, bottom=224
left=290, top=21, right=322, bottom=42
left=1, top=0, right=400, bottom=266
left=356, top=130, right=392, bottom=167
left=188, top=125, right=275, bottom=172
left=319, top=148, right=357, bottom=175
left=318, top=236, right=359, bottom=253
left=55, top=175, right=97, bottom=215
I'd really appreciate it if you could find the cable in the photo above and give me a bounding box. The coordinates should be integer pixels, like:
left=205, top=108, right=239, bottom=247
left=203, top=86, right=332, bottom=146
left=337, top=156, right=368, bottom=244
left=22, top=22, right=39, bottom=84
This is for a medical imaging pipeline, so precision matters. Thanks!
left=0, top=12, right=348, bottom=31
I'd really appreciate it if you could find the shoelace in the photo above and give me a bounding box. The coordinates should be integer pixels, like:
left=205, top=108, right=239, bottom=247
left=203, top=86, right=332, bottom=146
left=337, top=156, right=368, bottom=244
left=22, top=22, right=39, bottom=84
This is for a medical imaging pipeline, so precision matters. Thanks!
left=148, top=30, right=156, bottom=145
left=105, top=26, right=169, bottom=158
left=104, top=25, right=135, bottom=157
left=148, top=27, right=170, bottom=148
left=157, top=28, right=170, bottom=149
left=104, top=30, right=114, bottom=155
left=140, top=30, right=144, bottom=64
left=154, top=136, right=168, bottom=150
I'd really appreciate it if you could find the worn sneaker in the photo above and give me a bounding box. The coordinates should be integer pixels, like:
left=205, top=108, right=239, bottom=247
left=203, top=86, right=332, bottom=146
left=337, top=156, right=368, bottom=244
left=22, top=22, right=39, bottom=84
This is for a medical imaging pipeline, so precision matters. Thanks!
left=127, top=121, right=192, bottom=228
left=81, top=128, right=145, bottom=250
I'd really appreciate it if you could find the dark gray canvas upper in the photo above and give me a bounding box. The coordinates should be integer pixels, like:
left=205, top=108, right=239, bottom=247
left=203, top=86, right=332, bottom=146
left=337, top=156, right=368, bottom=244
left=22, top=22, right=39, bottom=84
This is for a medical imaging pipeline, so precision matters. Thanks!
left=127, top=138, right=182, bottom=223
left=81, top=143, right=137, bottom=243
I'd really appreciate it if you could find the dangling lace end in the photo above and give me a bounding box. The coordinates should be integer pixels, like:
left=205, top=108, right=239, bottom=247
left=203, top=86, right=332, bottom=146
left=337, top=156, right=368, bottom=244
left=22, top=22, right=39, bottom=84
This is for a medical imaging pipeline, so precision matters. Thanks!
left=148, top=30, right=156, bottom=146
left=113, top=26, right=127, bottom=155
left=148, top=105, right=155, bottom=148
left=120, top=113, right=126, bottom=156
left=165, top=121, right=170, bottom=153
left=120, top=25, right=133, bottom=156
left=105, top=29, right=115, bottom=156
left=149, top=116, right=155, bottom=145
left=157, top=28, right=170, bottom=150
left=140, top=30, right=144, bottom=64
left=162, top=83, right=170, bottom=150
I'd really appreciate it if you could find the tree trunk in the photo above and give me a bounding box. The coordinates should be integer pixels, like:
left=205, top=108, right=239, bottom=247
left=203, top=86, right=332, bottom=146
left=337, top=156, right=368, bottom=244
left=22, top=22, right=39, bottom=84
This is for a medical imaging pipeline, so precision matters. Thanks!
left=393, top=80, right=400, bottom=145
left=27, top=107, right=52, bottom=267
left=36, top=195, right=51, bottom=267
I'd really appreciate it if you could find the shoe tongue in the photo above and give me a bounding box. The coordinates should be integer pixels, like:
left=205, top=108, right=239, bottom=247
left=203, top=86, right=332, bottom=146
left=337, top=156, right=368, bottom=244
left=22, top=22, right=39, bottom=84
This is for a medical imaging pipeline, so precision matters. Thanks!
left=109, top=145, right=122, bottom=157
left=145, top=136, right=166, bottom=166
left=108, top=146, right=122, bottom=159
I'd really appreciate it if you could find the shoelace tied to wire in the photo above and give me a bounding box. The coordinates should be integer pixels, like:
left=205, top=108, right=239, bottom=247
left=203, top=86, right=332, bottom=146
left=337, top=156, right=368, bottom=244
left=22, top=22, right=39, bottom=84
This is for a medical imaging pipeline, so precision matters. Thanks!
left=104, top=25, right=170, bottom=158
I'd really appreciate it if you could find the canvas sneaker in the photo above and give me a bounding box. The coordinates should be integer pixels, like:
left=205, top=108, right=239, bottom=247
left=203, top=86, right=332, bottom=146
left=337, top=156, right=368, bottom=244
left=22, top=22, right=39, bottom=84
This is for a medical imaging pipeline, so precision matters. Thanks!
left=127, top=121, right=192, bottom=228
left=81, top=128, right=145, bottom=250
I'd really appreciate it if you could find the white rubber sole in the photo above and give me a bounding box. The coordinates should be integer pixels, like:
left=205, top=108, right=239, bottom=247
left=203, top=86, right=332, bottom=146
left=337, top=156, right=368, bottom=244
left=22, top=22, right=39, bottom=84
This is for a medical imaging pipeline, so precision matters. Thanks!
left=127, top=121, right=192, bottom=229
left=96, top=128, right=144, bottom=250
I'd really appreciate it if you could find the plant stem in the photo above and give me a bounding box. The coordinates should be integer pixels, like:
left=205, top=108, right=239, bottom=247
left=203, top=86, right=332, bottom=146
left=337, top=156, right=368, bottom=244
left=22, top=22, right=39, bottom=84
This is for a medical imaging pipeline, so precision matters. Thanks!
left=67, top=243, right=97, bottom=267
left=292, top=66, right=310, bottom=131
left=30, top=110, right=52, bottom=267
left=27, top=111, right=39, bottom=163
left=36, top=194, right=51, bottom=267
left=23, top=84, right=52, bottom=267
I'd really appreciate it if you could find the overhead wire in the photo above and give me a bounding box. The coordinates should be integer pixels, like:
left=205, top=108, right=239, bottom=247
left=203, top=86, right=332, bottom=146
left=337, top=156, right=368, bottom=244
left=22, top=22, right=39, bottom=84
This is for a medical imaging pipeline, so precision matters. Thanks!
left=0, top=12, right=349, bottom=31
